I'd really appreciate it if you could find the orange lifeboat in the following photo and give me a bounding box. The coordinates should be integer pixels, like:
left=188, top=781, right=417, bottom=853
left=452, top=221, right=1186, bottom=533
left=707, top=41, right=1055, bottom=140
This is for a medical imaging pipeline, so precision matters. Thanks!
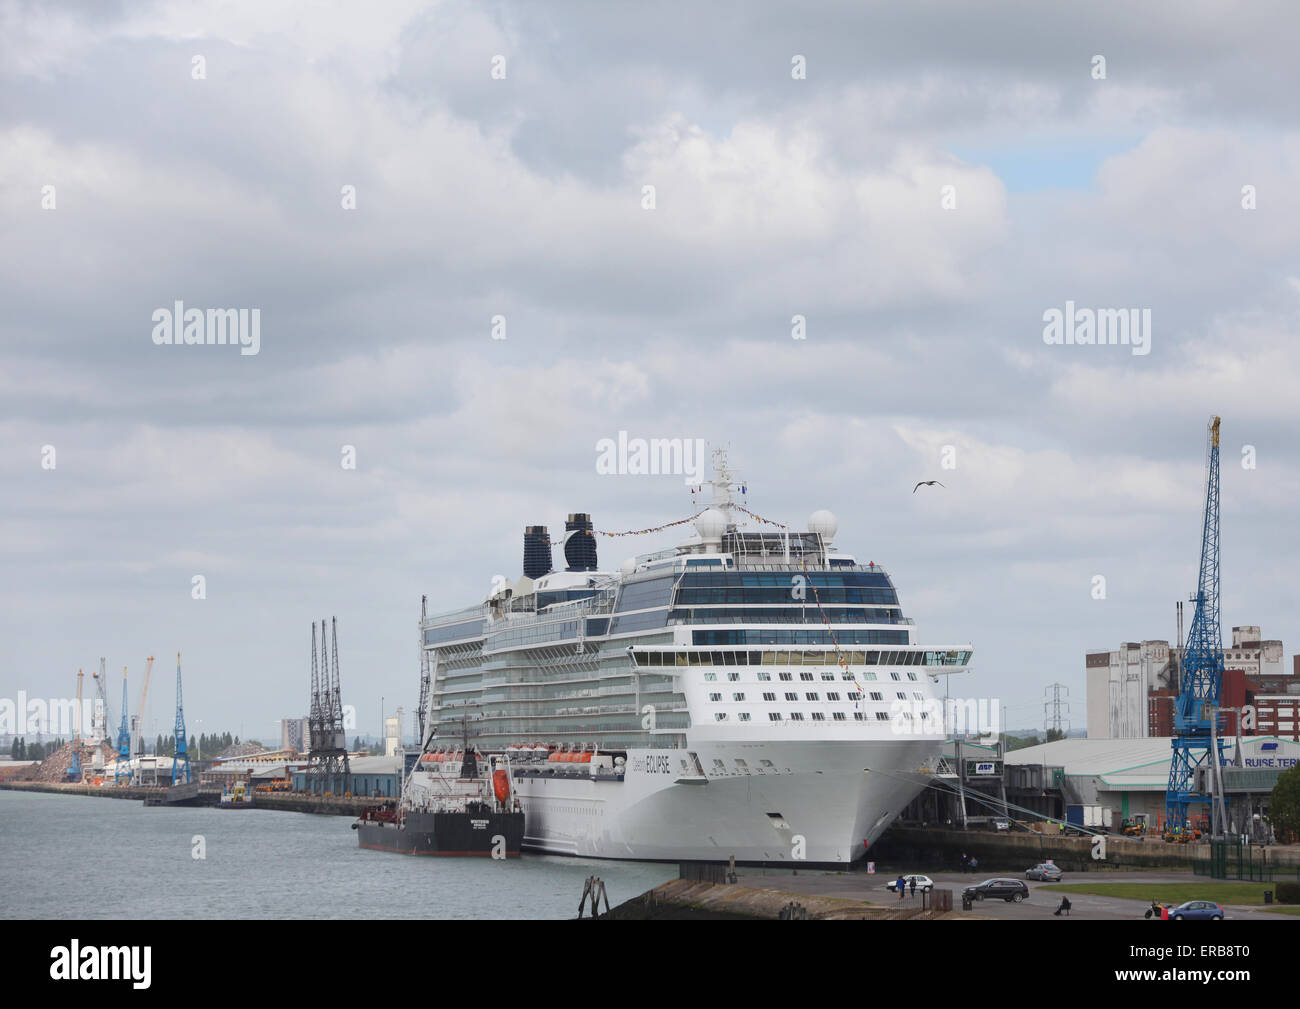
left=493, top=769, right=510, bottom=802
left=579, top=752, right=593, bottom=763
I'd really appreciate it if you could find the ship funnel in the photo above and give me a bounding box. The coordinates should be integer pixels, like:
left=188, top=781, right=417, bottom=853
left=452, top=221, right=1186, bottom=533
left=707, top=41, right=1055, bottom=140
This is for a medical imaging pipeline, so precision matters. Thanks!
left=564, top=513, right=598, bottom=572
left=523, top=525, right=552, bottom=579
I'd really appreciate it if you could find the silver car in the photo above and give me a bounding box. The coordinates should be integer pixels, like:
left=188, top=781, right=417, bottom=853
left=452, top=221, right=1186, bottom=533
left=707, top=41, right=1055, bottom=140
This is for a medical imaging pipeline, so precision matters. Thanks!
left=1026, top=863, right=1063, bottom=881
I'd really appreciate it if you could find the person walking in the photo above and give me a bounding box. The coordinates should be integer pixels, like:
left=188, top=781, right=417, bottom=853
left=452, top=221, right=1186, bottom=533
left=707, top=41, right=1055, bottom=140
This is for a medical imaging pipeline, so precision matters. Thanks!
left=960, top=851, right=968, bottom=873
left=896, top=875, right=906, bottom=901
left=909, top=877, right=917, bottom=898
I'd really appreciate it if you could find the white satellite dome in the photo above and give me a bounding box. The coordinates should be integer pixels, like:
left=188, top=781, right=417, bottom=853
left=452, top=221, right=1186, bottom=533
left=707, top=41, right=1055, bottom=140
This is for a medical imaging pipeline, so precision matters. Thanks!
left=694, top=508, right=728, bottom=541
left=620, top=557, right=637, bottom=577
left=808, top=509, right=839, bottom=542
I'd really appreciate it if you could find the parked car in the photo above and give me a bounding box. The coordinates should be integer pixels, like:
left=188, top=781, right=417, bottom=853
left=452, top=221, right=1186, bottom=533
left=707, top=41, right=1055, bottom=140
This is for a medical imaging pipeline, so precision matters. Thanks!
left=885, top=874, right=934, bottom=893
left=1168, top=900, right=1225, bottom=920
left=963, top=878, right=1030, bottom=903
left=1026, top=863, right=1063, bottom=881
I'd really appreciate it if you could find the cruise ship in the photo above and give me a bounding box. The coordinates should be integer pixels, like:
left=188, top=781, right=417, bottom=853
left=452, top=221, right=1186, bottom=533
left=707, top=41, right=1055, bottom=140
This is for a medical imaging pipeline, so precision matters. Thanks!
left=412, top=452, right=973, bottom=864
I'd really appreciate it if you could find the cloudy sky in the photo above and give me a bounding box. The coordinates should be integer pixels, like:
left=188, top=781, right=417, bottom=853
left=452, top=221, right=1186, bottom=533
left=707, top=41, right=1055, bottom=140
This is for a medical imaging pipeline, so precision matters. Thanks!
left=3, top=0, right=1298, bottom=743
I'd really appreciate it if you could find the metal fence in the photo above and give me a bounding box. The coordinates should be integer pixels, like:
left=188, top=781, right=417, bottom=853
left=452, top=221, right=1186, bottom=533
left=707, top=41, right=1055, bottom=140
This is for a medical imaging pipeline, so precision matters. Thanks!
left=1193, top=841, right=1300, bottom=881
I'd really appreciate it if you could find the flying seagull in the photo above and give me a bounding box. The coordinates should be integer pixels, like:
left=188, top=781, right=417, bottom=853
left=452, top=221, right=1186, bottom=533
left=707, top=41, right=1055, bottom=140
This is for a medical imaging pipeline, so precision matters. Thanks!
left=912, top=480, right=945, bottom=493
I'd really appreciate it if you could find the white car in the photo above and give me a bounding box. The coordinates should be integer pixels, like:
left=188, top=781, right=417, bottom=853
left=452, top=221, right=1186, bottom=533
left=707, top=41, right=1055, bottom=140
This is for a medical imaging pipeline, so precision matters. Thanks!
left=885, top=874, right=934, bottom=893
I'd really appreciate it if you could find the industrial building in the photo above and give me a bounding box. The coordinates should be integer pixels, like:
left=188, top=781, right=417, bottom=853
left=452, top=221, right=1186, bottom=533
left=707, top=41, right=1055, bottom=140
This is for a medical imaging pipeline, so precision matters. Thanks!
left=1086, top=626, right=1295, bottom=740
left=1003, top=735, right=1300, bottom=838
left=290, top=754, right=402, bottom=797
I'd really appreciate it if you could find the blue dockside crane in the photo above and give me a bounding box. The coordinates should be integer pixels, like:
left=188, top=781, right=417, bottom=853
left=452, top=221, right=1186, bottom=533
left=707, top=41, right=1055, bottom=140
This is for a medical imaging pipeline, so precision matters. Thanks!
left=1165, top=416, right=1229, bottom=835
left=114, top=668, right=131, bottom=784
left=170, top=652, right=191, bottom=785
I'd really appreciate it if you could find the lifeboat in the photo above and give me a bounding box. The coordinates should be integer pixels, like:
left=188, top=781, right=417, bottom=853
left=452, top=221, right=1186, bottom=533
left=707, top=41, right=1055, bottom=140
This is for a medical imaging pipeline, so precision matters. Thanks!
left=579, top=752, right=593, bottom=763
left=493, top=769, right=510, bottom=802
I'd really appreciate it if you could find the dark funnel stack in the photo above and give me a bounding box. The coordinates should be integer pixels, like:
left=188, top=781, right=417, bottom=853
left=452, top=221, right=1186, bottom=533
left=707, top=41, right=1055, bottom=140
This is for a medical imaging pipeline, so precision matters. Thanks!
left=523, top=525, right=552, bottom=579
left=564, top=513, right=598, bottom=572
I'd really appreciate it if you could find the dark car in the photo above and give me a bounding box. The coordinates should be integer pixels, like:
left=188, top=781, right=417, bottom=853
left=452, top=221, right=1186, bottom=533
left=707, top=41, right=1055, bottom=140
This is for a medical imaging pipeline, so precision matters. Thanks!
left=963, top=878, right=1030, bottom=903
left=1168, top=900, right=1225, bottom=920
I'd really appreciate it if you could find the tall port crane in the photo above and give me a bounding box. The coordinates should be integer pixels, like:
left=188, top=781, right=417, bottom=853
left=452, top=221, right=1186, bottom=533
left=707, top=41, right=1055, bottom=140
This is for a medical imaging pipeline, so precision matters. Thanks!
left=92, top=657, right=113, bottom=744
left=131, top=655, right=155, bottom=777
left=1166, top=416, right=1229, bottom=834
left=114, top=667, right=131, bottom=784
left=170, top=652, right=191, bottom=785
left=66, top=668, right=84, bottom=781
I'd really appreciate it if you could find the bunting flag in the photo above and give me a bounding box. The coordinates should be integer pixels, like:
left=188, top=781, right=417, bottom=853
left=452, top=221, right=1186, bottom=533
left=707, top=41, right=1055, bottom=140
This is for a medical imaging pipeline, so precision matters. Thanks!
left=733, top=503, right=788, bottom=528
left=596, top=512, right=704, bottom=537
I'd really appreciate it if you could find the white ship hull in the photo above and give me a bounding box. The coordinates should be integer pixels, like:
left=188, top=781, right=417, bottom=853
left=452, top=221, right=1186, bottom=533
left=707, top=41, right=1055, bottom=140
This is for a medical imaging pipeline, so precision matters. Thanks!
left=512, top=737, right=940, bottom=864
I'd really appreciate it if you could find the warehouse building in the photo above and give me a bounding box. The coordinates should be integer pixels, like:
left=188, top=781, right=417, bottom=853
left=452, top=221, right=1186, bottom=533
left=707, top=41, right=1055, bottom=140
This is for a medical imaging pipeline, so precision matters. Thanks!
left=1004, top=735, right=1300, bottom=838
left=290, top=754, right=402, bottom=797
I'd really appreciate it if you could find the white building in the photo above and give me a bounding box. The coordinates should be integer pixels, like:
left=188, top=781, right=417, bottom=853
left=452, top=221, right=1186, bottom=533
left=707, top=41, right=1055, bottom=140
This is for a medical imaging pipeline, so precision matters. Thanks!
left=1086, top=626, right=1286, bottom=739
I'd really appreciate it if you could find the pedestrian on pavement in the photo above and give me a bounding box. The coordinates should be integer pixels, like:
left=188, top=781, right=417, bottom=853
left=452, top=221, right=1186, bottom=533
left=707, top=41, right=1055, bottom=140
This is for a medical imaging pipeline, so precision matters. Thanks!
left=909, top=877, right=917, bottom=898
left=896, top=875, right=906, bottom=900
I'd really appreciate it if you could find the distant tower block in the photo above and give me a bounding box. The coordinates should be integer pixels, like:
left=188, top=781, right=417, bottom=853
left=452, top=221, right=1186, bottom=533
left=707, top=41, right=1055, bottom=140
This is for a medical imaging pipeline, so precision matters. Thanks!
left=523, top=525, right=552, bottom=579
left=564, top=513, right=597, bottom=572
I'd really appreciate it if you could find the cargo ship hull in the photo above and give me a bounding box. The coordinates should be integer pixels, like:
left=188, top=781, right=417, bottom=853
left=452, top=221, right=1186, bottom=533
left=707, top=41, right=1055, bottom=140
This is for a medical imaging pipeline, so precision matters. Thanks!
left=356, top=810, right=525, bottom=856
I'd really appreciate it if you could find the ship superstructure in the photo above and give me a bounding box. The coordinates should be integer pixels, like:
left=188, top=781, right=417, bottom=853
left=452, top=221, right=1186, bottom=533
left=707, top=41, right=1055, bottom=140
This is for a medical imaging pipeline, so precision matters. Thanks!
left=412, top=451, right=973, bottom=864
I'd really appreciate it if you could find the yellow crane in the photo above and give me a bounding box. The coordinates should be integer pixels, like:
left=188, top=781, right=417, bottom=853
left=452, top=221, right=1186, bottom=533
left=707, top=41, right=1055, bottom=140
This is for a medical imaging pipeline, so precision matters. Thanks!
left=131, top=655, right=155, bottom=761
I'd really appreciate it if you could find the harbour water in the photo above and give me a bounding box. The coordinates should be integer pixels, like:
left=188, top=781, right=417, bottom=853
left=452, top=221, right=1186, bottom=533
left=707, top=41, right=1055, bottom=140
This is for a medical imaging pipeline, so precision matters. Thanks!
left=0, top=791, right=677, bottom=919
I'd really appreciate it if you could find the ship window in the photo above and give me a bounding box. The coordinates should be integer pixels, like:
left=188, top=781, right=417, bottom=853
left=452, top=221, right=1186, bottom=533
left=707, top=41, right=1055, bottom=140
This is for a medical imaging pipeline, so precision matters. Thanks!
left=708, top=651, right=721, bottom=664
left=852, top=651, right=866, bottom=664
left=733, top=693, right=745, bottom=701
left=805, top=692, right=819, bottom=701
left=863, top=672, right=877, bottom=681
left=907, top=672, right=918, bottom=680
left=775, top=651, right=791, bottom=664
left=709, top=692, right=721, bottom=701
left=913, top=691, right=924, bottom=700
left=735, top=758, right=747, bottom=767
left=727, top=672, right=740, bottom=681
left=757, top=672, right=771, bottom=681
left=827, top=692, right=840, bottom=701
left=875, top=712, right=890, bottom=721
left=812, top=712, right=825, bottom=721
left=920, top=712, right=929, bottom=720
left=704, top=672, right=717, bottom=682
left=690, top=652, right=706, bottom=666
left=779, top=672, right=792, bottom=681
left=762, top=652, right=775, bottom=665
left=790, top=712, right=804, bottom=721
left=760, top=759, right=775, bottom=767
left=863, top=651, right=878, bottom=664
left=890, top=673, right=901, bottom=681
left=800, top=672, right=814, bottom=681
left=738, top=712, right=751, bottom=722
left=713, top=759, right=726, bottom=769
left=724, top=651, right=737, bottom=665
left=676, top=653, right=688, bottom=666
left=854, top=712, right=865, bottom=720
left=896, top=692, right=906, bottom=700
left=821, top=671, right=835, bottom=681
left=714, top=713, right=728, bottom=722
left=784, top=692, right=798, bottom=701
left=833, top=711, right=847, bottom=721
left=849, top=691, right=863, bottom=701
left=763, top=692, right=776, bottom=701
left=841, top=672, right=854, bottom=680
left=870, top=691, right=883, bottom=700
left=768, top=712, right=782, bottom=721
left=749, top=652, right=761, bottom=665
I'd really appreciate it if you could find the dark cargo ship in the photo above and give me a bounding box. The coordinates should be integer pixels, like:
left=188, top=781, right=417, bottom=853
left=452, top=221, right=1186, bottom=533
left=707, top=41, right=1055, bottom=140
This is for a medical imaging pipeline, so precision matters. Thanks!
left=353, top=744, right=524, bottom=857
